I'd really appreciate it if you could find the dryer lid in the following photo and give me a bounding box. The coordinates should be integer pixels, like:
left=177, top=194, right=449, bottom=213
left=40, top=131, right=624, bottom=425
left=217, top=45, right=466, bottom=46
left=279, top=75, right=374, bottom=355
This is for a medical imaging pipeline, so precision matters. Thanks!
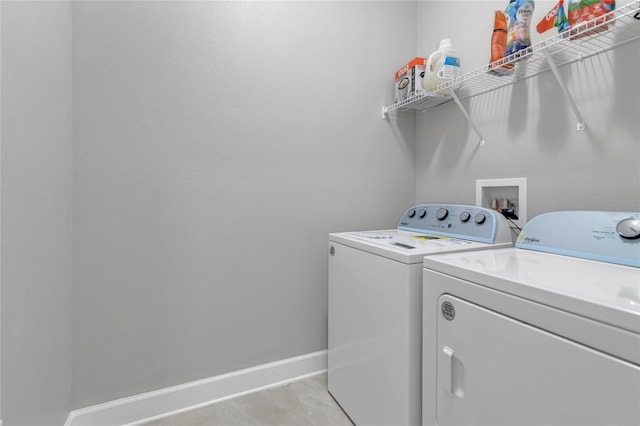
left=423, top=247, right=640, bottom=334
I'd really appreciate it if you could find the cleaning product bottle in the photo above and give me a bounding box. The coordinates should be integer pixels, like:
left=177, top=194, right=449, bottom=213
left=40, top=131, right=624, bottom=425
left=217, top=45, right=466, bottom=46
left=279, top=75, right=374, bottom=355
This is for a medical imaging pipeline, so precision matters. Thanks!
left=490, top=10, right=513, bottom=72
left=491, top=10, right=508, bottom=63
left=536, top=0, right=569, bottom=34
left=505, top=0, right=535, bottom=57
left=423, top=39, right=460, bottom=93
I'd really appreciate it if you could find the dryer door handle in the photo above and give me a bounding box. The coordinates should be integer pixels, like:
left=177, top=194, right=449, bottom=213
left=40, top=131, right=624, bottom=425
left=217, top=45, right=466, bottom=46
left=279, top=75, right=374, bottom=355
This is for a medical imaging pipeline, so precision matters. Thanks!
left=441, top=346, right=454, bottom=394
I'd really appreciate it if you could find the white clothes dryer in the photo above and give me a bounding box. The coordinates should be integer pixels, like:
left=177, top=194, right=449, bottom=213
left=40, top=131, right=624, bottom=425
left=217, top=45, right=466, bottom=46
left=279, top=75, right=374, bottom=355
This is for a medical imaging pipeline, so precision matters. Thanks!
left=328, top=204, right=513, bottom=426
left=422, top=211, right=640, bottom=426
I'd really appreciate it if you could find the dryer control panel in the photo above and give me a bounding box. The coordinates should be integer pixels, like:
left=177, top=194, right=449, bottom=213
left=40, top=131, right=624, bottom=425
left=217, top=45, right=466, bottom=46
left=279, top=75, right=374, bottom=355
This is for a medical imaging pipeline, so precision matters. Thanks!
left=516, top=211, right=640, bottom=268
left=397, top=204, right=511, bottom=244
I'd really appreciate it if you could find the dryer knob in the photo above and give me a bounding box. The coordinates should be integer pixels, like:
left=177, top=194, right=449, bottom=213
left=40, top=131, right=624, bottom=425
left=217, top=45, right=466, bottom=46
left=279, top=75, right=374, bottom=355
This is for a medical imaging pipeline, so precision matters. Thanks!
left=616, top=217, right=640, bottom=239
left=407, top=209, right=416, bottom=218
left=459, top=211, right=471, bottom=222
left=436, top=208, right=449, bottom=220
left=418, top=209, right=427, bottom=218
left=474, top=213, right=486, bottom=224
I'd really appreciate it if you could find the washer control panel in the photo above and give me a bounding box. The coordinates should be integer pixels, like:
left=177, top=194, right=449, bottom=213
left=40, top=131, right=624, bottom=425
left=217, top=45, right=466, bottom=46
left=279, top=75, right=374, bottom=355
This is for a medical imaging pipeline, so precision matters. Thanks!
left=397, top=204, right=507, bottom=243
left=516, top=211, right=640, bottom=268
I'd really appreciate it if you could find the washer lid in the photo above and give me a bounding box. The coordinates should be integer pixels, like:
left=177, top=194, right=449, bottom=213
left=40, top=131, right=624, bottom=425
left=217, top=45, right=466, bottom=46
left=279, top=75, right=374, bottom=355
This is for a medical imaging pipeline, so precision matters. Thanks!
left=330, top=230, right=511, bottom=264
left=423, top=247, right=640, bottom=334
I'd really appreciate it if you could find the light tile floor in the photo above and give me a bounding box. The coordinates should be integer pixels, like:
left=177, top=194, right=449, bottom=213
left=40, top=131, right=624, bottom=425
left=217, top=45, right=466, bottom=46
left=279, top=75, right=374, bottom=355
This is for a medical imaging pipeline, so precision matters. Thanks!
left=142, top=373, right=354, bottom=426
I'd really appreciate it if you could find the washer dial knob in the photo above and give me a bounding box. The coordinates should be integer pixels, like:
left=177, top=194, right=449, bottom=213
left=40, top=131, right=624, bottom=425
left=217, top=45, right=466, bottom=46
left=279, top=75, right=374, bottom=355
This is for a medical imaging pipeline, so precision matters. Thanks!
left=407, top=209, right=416, bottom=218
left=418, top=209, right=427, bottom=218
left=459, top=211, right=471, bottom=222
left=616, top=217, right=640, bottom=239
left=436, top=208, right=449, bottom=220
left=474, top=213, right=486, bottom=224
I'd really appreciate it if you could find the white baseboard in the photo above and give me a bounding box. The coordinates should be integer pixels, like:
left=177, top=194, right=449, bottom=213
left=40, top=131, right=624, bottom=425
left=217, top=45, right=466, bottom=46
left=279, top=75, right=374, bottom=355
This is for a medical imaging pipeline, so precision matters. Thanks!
left=65, top=350, right=327, bottom=426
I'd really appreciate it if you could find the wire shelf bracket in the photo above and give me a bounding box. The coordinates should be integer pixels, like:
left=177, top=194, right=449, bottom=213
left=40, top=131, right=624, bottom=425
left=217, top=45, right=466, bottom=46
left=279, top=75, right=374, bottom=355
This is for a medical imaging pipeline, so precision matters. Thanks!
left=542, top=48, right=586, bottom=131
left=449, top=88, right=486, bottom=147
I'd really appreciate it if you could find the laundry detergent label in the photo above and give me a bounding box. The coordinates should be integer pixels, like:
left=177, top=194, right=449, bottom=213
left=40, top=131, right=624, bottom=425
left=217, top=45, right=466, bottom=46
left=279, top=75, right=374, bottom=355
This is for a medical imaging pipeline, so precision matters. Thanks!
left=441, top=57, right=460, bottom=80
left=444, top=56, right=460, bottom=67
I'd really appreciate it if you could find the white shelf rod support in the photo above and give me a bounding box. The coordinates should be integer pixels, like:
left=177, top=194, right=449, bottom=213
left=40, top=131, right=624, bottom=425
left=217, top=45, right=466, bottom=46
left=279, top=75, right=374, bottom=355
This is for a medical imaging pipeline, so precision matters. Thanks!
left=449, top=88, right=485, bottom=147
left=542, top=48, right=586, bottom=131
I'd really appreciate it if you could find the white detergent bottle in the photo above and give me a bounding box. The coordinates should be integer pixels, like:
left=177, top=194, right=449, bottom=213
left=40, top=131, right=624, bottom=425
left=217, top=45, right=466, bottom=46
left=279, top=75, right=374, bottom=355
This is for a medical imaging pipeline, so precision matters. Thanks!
left=423, top=39, right=460, bottom=93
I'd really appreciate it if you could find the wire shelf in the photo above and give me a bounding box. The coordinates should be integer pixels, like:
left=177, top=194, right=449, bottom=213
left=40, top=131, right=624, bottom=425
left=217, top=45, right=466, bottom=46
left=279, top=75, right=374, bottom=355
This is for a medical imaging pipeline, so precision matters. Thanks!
left=383, top=0, right=640, bottom=117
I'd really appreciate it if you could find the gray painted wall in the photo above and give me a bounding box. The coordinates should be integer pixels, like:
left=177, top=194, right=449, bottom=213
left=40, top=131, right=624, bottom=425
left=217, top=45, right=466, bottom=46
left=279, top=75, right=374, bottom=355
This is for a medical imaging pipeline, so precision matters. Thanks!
left=414, top=1, right=640, bottom=215
left=1, top=0, right=638, bottom=422
left=71, top=1, right=416, bottom=409
left=1, top=1, right=73, bottom=425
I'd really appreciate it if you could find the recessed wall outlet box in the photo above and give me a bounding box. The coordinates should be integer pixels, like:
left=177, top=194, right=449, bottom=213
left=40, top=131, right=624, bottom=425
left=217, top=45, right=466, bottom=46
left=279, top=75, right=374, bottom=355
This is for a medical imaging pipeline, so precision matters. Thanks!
left=476, top=177, right=527, bottom=229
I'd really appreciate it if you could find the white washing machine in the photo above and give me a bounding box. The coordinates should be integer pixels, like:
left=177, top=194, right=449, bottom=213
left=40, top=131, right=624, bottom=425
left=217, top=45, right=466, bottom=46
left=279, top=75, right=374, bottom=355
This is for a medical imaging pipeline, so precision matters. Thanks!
left=422, top=211, right=640, bottom=426
left=327, top=204, right=513, bottom=426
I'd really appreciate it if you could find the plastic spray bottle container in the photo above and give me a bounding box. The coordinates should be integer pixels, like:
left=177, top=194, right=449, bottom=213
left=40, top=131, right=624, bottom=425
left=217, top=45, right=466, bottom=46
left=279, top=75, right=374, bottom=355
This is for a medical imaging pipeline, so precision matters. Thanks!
left=423, top=39, right=460, bottom=93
